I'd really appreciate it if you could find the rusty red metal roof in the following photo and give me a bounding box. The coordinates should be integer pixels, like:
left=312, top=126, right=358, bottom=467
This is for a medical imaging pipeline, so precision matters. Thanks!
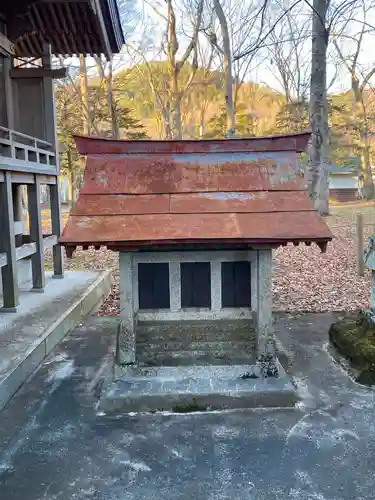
left=60, top=132, right=333, bottom=255
left=74, top=131, right=311, bottom=155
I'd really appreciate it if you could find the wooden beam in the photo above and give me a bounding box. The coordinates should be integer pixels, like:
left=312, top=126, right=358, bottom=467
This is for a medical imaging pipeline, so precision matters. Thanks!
left=28, top=176, right=45, bottom=289
left=10, top=172, right=57, bottom=185
left=14, top=220, right=25, bottom=236
left=49, top=182, right=64, bottom=278
left=10, top=67, right=67, bottom=79
left=4, top=56, right=15, bottom=129
left=43, top=234, right=58, bottom=250
left=16, top=242, right=37, bottom=261
left=92, top=0, right=113, bottom=59
left=0, top=253, right=7, bottom=268
left=0, top=33, right=16, bottom=56
left=0, top=172, right=19, bottom=311
left=0, top=157, right=58, bottom=176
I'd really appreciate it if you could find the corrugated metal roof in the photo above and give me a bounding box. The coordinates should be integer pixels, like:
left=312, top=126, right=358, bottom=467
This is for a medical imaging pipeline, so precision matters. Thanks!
left=60, top=133, right=333, bottom=255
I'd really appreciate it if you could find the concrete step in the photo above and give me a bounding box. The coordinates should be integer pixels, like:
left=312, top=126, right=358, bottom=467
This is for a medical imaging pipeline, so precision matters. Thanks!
left=136, top=319, right=256, bottom=343
left=100, top=363, right=297, bottom=414
left=137, top=339, right=256, bottom=366
left=136, top=340, right=256, bottom=352
left=0, top=270, right=111, bottom=412
left=137, top=330, right=255, bottom=343
left=137, top=354, right=255, bottom=366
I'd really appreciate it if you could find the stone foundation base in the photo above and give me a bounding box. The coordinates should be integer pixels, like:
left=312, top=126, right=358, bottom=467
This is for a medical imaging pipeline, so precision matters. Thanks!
left=99, top=360, right=297, bottom=414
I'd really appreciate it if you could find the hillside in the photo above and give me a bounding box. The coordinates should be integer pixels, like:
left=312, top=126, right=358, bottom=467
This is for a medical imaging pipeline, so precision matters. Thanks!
left=56, top=60, right=375, bottom=172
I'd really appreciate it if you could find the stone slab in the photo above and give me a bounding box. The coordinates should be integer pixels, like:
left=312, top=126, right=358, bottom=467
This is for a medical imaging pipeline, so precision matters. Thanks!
left=0, top=270, right=111, bottom=411
left=100, top=361, right=297, bottom=414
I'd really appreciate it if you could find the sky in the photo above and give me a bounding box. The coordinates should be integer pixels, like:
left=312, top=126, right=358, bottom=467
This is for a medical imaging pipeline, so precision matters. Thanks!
left=61, top=0, right=375, bottom=104
left=113, top=0, right=375, bottom=99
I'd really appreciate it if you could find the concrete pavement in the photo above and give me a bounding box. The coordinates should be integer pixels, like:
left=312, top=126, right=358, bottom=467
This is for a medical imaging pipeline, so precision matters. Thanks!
left=0, top=313, right=374, bottom=499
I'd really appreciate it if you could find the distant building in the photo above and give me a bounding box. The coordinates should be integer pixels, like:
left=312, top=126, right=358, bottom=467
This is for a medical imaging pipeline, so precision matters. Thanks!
left=328, top=165, right=360, bottom=202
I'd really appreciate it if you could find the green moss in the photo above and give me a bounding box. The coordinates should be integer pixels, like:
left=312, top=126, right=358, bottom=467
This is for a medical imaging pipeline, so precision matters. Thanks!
left=172, top=399, right=207, bottom=413
left=329, top=311, right=375, bottom=385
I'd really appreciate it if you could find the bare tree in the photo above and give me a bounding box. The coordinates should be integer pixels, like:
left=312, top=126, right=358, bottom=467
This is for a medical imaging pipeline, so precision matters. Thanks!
left=168, top=0, right=204, bottom=138
left=211, top=0, right=234, bottom=135
left=128, top=0, right=204, bottom=139
left=94, top=57, right=120, bottom=139
left=306, top=0, right=330, bottom=215
left=208, top=0, right=268, bottom=136
left=180, top=41, right=217, bottom=137
left=332, top=1, right=375, bottom=199
left=265, top=2, right=310, bottom=106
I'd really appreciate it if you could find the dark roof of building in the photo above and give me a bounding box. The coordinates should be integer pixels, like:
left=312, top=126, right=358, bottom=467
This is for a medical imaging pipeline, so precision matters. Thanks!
left=60, top=132, right=333, bottom=255
left=4, top=0, right=124, bottom=57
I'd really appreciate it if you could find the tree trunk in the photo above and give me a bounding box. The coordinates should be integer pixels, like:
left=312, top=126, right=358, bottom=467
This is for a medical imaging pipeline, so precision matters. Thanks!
left=199, top=106, right=205, bottom=137
left=106, top=61, right=120, bottom=139
left=306, top=0, right=330, bottom=216
left=170, top=70, right=182, bottom=139
left=361, top=117, right=373, bottom=199
left=213, top=0, right=235, bottom=137
left=79, top=55, right=90, bottom=136
left=67, top=149, right=77, bottom=204
left=352, top=84, right=374, bottom=199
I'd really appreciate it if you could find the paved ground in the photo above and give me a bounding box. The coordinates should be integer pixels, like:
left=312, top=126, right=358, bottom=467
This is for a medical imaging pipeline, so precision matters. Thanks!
left=0, top=313, right=375, bottom=499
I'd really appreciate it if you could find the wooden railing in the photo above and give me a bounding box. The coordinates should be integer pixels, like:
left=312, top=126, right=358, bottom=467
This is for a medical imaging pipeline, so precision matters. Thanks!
left=0, top=126, right=57, bottom=173
left=0, top=127, right=64, bottom=311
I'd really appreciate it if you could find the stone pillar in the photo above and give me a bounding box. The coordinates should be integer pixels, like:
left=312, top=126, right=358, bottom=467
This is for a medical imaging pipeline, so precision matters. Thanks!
left=250, top=251, right=258, bottom=312
left=169, top=261, right=181, bottom=312
left=118, top=252, right=135, bottom=364
left=210, top=260, right=221, bottom=311
left=256, top=249, right=278, bottom=377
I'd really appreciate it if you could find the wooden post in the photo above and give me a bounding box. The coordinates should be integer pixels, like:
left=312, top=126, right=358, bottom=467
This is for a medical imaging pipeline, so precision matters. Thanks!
left=12, top=184, right=24, bottom=247
left=357, top=213, right=365, bottom=277
left=49, top=182, right=64, bottom=278
left=0, top=172, right=19, bottom=310
left=27, top=176, right=45, bottom=290
left=42, top=44, right=64, bottom=279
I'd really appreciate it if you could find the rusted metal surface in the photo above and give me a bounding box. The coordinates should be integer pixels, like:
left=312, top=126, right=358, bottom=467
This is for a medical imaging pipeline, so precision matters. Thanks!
left=61, top=212, right=332, bottom=244
left=61, top=132, right=333, bottom=253
left=74, top=131, right=310, bottom=155
left=72, top=191, right=315, bottom=216
left=72, top=194, right=170, bottom=216
left=80, top=155, right=304, bottom=195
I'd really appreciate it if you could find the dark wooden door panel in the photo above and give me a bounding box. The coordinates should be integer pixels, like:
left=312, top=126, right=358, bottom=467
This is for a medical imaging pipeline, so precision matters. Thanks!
left=221, top=261, right=251, bottom=307
left=181, top=262, right=211, bottom=308
left=138, top=262, right=170, bottom=309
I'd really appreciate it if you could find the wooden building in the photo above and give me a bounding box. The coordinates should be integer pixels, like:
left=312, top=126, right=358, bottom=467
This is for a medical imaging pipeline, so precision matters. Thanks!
left=328, top=165, right=360, bottom=203
left=0, top=1, right=123, bottom=310
left=61, top=132, right=332, bottom=377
